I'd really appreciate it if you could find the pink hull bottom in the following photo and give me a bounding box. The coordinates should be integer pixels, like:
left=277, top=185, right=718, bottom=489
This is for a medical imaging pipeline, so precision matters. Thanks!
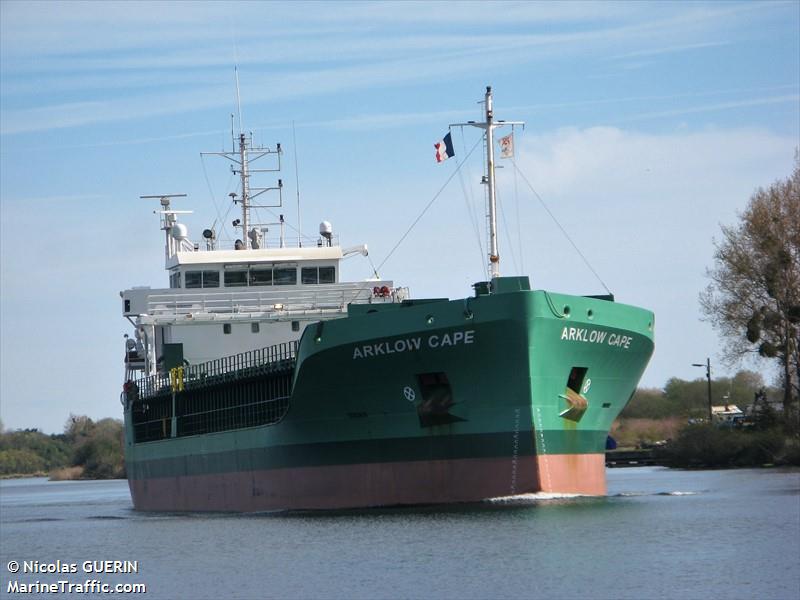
left=536, top=453, right=607, bottom=495
left=129, top=453, right=607, bottom=512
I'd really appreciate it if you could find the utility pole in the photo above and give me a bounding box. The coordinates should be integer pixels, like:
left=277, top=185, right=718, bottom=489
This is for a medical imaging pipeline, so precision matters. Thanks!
left=692, top=358, right=713, bottom=423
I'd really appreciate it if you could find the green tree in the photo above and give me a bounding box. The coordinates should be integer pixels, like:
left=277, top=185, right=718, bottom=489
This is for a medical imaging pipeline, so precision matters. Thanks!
left=621, top=371, right=766, bottom=421
left=700, top=157, right=800, bottom=415
left=64, top=414, right=96, bottom=443
left=0, top=449, right=46, bottom=475
left=0, top=416, right=125, bottom=478
left=0, top=430, right=70, bottom=474
left=620, top=387, right=672, bottom=419
left=67, top=416, right=125, bottom=479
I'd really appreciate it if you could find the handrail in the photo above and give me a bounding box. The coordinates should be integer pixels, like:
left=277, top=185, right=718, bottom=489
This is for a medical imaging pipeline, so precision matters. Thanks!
left=145, top=281, right=395, bottom=317
left=184, top=235, right=341, bottom=252
left=133, top=340, right=299, bottom=399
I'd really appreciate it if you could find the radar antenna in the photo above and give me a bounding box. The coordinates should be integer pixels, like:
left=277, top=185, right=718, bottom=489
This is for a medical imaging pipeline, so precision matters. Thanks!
left=140, top=194, right=192, bottom=260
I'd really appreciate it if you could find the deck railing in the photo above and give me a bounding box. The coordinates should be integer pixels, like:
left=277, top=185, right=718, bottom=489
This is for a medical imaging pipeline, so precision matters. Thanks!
left=146, top=281, right=393, bottom=317
left=133, top=340, right=298, bottom=400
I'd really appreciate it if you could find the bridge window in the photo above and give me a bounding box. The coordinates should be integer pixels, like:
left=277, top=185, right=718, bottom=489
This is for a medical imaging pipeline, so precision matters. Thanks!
left=186, top=270, right=220, bottom=289
left=221, top=265, right=297, bottom=287
left=185, top=271, right=202, bottom=288
left=301, top=266, right=335, bottom=284
left=319, top=266, right=335, bottom=283
left=203, top=271, right=220, bottom=288
left=301, top=268, right=317, bottom=284
left=250, top=268, right=272, bottom=286
left=169, top=271, right=181, bottom=289
left=224, top=269, right=248, bottom=287
left=273, top=267, right=297, bottom=286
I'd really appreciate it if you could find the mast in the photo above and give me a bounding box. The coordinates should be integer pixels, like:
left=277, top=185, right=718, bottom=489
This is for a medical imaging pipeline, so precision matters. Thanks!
left=239, top=133, right=250, bottom=248
left=451, top=87, right=523, bottom=280
left=484, top=87, right=500, bottom=278
left=202, top=134, right=283, bottom=249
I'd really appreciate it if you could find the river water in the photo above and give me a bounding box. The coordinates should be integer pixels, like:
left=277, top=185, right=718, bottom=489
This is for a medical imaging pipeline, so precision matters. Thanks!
left=1, top=467, right=798, bottom=599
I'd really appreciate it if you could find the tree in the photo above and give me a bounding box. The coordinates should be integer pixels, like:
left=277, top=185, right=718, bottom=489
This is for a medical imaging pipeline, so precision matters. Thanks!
left=701, top=156, right=800, bottom=415
left=64, top=414, right=96, bottom=442
left=0, top=429, right=70, bottom=474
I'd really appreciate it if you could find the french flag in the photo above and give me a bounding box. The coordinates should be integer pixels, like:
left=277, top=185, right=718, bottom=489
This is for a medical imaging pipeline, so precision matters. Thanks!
left=434, top=132, right=454, bottom=163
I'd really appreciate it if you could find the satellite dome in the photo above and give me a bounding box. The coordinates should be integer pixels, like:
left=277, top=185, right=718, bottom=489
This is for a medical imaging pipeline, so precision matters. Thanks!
left=171, top=223, right=189, bottom=240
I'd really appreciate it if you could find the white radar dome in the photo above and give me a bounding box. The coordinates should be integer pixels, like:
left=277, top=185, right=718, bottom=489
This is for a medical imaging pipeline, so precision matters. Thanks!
left=319, top=221, right=332, bottom=237
left=171, top=223, right=189, bottom=240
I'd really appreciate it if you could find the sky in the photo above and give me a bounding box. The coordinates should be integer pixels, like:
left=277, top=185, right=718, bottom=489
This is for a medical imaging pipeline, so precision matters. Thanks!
left=1, top=0, right=798, bottom=434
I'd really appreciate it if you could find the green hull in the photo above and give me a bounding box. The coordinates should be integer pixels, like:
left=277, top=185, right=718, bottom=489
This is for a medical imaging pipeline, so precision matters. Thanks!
left=125, top=277, right=654, bottom=511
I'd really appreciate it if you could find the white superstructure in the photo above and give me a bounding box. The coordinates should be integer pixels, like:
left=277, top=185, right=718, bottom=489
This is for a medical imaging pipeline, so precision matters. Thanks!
left=121, top=134, right=406, bottom=382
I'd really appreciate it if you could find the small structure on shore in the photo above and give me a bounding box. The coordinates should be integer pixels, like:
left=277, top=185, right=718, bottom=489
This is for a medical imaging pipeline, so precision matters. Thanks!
left=711, top=404, right=744, bottom=427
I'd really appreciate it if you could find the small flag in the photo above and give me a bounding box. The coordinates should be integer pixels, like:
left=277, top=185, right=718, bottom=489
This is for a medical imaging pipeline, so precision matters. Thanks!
left=499, top=133, right=514, bottom=158
left=434, top=132, right=455, bottom=163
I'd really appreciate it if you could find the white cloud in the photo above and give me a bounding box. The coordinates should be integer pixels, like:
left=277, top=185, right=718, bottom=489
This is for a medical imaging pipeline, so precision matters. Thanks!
left=621, top=95, right=800, bottom=122
left=3, top=0, right=794, bottom=136
left=607, top=41, right=732, bottom=60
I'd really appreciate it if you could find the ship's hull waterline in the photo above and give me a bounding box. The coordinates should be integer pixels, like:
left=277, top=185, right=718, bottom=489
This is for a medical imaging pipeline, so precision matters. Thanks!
left=124, top=279, right=654, bottom=511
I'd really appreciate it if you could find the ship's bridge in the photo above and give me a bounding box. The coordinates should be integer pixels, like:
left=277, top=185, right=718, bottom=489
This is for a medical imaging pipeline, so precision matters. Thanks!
left=122, top=223, right=403, bottom=380
left=165, top=245, right=346, bottom=290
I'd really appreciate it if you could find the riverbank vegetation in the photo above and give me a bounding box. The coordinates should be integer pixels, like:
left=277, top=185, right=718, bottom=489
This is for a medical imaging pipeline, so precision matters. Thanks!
left=1, top=372, right=797, bottom=478
left=661, top=424, right=800, bottom=468
left=700, top=157, right=799, bottom=414
left=613, top=370, right=799, bottom=467
left=614, top=370, right=771, bottom=446
left=0, top=416, right=125, bottom=479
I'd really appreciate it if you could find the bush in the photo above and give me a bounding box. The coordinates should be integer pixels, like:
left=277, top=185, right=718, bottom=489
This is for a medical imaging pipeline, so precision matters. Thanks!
left=49, top=466, right=84, bottom=480
left=0, top=430, right=70, bottom=474
left=0, top=416, right=125, bottom=479
left=611, top=417, right=683, bottom=448
left=69, top=417, right=126, bottom=479
left=782, top=438, right=800, bottom=466
left=663, top=424, right=795, bottom=468
left=0, top=449, right=47, bottom=475
left=620, top=388, right=675, bottom=419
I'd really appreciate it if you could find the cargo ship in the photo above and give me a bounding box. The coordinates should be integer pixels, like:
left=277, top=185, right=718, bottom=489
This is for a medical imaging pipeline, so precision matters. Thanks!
left=120, top=87, right=654, bottom=511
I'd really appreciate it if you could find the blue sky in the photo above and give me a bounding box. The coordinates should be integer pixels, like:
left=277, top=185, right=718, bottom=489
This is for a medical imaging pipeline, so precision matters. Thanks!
left=1, top=1, right=798, bottom=433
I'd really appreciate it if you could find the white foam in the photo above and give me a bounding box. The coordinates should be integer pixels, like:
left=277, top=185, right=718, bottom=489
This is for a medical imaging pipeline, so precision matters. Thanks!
left=486, top=491, right=587, bottom=504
